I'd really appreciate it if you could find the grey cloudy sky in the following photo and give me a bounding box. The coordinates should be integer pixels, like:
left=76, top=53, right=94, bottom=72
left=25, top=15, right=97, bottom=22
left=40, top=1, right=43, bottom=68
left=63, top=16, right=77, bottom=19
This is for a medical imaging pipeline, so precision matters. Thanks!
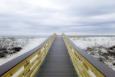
left=0, top=0, right=115, bottom=35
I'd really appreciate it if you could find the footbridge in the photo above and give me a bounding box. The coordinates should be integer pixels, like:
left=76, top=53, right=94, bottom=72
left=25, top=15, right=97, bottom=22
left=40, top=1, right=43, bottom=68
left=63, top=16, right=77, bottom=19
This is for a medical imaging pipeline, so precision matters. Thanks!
left=0, top=34, right=115, bottom=77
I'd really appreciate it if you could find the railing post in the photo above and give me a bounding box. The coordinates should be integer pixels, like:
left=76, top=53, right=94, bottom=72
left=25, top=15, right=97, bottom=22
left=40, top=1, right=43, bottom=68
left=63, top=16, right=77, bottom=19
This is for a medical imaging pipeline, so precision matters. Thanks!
left=1, top=34, right=56, bottom=77
left=63, top=34, right=105, bottom=77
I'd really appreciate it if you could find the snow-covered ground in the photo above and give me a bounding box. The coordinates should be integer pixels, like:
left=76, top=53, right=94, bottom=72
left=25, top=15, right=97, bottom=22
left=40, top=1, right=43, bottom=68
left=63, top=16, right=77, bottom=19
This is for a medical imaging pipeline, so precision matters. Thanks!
left=71, top=36, right=115, bottom=71
left=0, top=37, right=46, bottom=66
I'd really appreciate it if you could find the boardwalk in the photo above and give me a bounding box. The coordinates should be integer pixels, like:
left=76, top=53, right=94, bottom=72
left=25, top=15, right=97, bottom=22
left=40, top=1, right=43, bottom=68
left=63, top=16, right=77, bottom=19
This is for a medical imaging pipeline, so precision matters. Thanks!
left=36, top=36, right=77, bottom=77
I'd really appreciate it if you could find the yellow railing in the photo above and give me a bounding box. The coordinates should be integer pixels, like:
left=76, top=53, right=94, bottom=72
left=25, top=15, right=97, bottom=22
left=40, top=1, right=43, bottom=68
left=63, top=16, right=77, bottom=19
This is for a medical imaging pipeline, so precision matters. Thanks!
left=63, top=35, right=105, bottom=77
left=1, top=34, right=56, bottom=77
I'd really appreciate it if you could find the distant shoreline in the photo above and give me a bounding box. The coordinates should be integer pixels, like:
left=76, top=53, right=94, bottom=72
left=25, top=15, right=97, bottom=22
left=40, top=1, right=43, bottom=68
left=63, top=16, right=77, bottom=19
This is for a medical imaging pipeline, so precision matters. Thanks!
left=69, top=35, right=115, bottom=37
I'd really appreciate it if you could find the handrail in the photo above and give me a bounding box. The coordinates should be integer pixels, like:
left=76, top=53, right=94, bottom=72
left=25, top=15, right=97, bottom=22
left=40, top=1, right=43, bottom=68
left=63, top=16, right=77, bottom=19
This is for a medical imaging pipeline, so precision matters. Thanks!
left=63, top=34, right=115, bottom=77
left=0, top=34, right=56, bottom=77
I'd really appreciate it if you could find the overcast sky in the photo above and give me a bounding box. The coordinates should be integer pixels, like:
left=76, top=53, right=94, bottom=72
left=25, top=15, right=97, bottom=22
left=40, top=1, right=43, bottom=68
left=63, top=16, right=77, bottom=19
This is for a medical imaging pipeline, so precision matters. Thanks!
left=0, top=0, right=115, bottom=35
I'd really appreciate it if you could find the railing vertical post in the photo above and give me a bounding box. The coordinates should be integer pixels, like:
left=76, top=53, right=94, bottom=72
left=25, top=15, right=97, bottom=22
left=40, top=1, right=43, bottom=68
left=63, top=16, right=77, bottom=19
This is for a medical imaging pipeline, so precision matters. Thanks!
left=63, top=34, right=105, bottom=77
left=1, top=34, right=56, bottom=77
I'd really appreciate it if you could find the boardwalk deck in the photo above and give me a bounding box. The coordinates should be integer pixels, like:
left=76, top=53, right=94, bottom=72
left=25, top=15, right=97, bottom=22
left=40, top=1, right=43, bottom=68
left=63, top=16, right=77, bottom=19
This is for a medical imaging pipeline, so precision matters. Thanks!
left=35, top=36, right=77, bottom=77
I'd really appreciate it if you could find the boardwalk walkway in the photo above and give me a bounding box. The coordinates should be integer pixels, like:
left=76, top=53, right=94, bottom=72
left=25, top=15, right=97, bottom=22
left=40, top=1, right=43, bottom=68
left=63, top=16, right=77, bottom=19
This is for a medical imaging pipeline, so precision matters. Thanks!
left=35, top=36, right=77, bottom=77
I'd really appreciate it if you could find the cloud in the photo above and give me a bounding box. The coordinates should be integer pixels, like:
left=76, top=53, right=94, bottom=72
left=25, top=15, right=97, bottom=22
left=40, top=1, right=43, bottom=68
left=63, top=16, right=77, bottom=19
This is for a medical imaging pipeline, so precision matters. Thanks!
left=0, top=0, right=115, bottom=35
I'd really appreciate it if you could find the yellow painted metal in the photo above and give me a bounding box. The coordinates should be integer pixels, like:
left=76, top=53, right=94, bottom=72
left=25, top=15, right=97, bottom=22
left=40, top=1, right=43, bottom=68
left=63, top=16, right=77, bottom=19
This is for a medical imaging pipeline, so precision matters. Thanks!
left=1, top=34, right=56, bottom=77
left=63, top=35, right=105, bottom=77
